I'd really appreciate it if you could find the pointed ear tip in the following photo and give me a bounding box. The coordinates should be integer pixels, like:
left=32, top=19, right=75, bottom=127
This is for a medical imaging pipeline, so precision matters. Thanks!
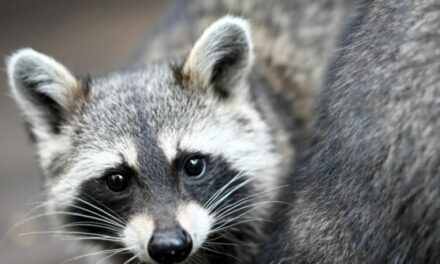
left=218, top=15, right=251, bottom=28
left=7, top=48, right=78, bottom=95
left=8, top=48, right=40, bottom=63
left=215, top=15, right=252, bottom=35
left=219, top=16, right=254, bottom=54
left=7, top=48, right=41, bottom=74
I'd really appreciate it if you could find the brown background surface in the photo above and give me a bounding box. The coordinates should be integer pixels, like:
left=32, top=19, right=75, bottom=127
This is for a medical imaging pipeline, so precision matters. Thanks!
left=0, top=1, right=170, bottom=263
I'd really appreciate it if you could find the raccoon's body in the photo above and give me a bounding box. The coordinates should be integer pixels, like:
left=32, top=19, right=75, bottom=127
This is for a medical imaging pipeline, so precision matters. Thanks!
left=258, top=0, right=440, bottom=263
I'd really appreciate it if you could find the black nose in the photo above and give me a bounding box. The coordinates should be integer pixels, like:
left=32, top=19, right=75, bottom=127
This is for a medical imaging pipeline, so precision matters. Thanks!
left=148, top=228, right=192, bottom=264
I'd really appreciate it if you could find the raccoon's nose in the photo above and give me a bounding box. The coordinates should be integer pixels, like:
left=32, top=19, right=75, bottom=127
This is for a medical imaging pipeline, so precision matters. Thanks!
left=148, top=228, right=192, bottom=264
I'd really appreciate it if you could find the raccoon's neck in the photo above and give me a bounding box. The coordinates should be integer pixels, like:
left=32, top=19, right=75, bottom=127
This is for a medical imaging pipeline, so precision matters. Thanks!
left=249, top=65, right=299, bottom=158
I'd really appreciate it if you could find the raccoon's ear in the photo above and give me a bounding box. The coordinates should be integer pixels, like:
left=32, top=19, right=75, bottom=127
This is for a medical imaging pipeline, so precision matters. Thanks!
left=182, top=16, right=254, bottom=99
left=7, top=48, right=86, bottom=140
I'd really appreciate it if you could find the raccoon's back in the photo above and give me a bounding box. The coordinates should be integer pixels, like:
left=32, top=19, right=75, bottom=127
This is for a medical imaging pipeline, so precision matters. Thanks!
left=139, top=0, right=355, bottom=124
left=259, top=0, right=440, bottom=263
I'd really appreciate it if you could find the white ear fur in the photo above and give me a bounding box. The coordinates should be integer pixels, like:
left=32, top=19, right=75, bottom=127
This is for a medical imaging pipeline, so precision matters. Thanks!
left=7, top=48, right=83, bottom=139
left=182, top=16, right=254, bottom=98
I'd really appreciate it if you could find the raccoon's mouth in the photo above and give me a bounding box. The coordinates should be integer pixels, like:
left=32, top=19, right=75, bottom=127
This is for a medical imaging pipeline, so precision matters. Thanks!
left=125, top=253, right=194, bottom=264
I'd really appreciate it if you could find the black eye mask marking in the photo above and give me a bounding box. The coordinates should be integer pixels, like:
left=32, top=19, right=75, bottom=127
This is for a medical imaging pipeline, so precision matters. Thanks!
left=63, top=151, right=254, bottom=264
left=64, top=164, right=137, bottom=240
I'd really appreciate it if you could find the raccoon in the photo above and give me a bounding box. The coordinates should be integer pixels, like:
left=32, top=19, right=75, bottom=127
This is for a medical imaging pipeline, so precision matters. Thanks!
left=6, top=0, right=355, bottom=263
left=257, top=0, right=440, bottom=263
left=7, top=16, right=295, bottom=264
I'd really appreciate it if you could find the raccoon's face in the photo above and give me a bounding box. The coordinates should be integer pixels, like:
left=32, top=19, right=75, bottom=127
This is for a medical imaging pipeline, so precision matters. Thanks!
left=7, top=17, right=285, bottom=263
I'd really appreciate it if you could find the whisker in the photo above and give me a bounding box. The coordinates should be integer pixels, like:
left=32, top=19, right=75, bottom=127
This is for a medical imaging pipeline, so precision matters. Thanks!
left=206, top=178, right=252, bottom=213
left=42, top=211, right=122, bottom=228
left=75, top=193, right=126, bottom=225
left=206, top=201, right=287, bottom=237
left=58, top=202, right=125, bottom=229
left=0, top=199, right=52, bottom=248
left=122, top=254, right=138, bottom=264
left=96, top=247, right=133, bottom=264
left=189, top=252, right=209, bottom=264
left=1, top=193, right=127, bottom=248
left=0, top=210, right=124, bottom=247
left=61, top=247, right=132, bottom=264
left=58, top=221, right=121, bottom=233
left=203, top=240, right=243, bottom=247
left=213, top=184, right=287, bottom=219
left=67, top=195, right=127, bottom=225
left=19, top=230, right=119, bottom=239
left=213, top=201, right=286, bottom=225
left=59, top=178, right=127, bottom=224
left=56, top=236, right=123, bottom=243
left=200, top=244, right=242, bottom=263
left=0, top=180, right=126, bottom=251
left=209, top=218, right=265, bottom=234
left=203, top=172, right=246, bottom=210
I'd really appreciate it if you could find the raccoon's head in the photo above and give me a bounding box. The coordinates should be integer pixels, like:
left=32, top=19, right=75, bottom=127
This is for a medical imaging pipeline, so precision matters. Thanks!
left=7, top=17, right=288, bottom=263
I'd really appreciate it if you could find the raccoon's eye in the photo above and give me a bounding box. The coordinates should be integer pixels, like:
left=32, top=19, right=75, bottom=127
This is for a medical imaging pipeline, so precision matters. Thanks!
left=184, top=156, right=206, bottom=178
left=106, top=174, right=130, bottom=192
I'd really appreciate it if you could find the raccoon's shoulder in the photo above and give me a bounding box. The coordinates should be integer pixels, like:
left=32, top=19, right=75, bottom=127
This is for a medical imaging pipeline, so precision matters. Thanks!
left=258, top=0, right=440, bottom=263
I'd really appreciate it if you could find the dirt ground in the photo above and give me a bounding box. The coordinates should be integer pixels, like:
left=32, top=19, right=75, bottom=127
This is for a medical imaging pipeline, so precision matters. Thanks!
left=0, top=1, right=170, bottom=263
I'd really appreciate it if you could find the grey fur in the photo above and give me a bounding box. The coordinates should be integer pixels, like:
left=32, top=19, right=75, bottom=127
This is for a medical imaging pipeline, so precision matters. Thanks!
left=6, top=0, right=369, bottom=263
left=259, top=0, right=440, bottom=263
left=6, top=15, right=295, bottom=264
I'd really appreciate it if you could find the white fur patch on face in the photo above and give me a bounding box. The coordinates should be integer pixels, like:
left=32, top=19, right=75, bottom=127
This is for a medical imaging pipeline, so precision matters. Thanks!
left=47, top=149, right=122, bottom=213
left=157, top=103, right=282, bottom=199
left=114, top=137, right=139, bottom=169
left=37, top=134, right=71, bottom=177
left=177, top=202, right=213, bottom=252
left=122, top=213, right=155, bottom=262
left=48, top=137, right=138, bottom=210
left=158, top=129, right=178, bottom=163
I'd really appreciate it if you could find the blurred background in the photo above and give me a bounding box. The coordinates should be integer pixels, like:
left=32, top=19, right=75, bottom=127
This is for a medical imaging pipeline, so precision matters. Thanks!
left=0, top=1, right=170, bottom=263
